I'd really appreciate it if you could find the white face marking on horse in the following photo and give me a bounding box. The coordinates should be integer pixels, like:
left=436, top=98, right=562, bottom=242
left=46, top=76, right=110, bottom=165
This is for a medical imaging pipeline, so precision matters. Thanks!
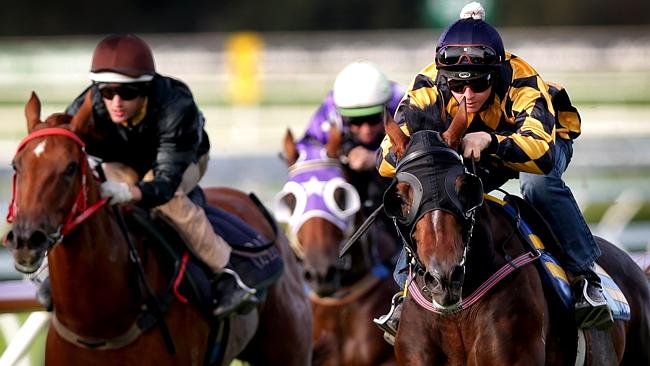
left=33, top=140, right=47, bottom=157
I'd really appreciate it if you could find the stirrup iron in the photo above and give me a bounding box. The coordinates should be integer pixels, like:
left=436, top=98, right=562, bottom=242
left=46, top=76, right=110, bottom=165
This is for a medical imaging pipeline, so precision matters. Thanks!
left=222, top=267, right=257, bottom=295
left=373, top=292, right=403, bottom=345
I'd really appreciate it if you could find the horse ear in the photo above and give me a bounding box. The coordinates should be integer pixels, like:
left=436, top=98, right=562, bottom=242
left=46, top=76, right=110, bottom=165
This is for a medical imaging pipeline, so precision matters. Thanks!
left=442, top=97, right=468, bottom=150
left=283, top=128, right=299, bottom=165
left=325, top=123, right=342, bottom=159
left=69, top=90, right=94, bottom=136
left=384, top=108, right=409, bottom=160
left=25, top=92, right=42, bottom=132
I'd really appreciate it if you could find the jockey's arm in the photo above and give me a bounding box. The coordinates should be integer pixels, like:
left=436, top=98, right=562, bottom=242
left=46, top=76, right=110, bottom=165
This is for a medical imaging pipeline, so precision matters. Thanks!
left=136, top=101, right=202, bottom=208
left=489, top=75, right=556, bottom=175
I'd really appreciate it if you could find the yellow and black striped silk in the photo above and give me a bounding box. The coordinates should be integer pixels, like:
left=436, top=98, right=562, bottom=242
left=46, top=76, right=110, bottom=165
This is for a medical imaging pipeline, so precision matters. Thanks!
left=547, top=81, right=581, bottom=141
left=378, top=53, right=580, bottom=179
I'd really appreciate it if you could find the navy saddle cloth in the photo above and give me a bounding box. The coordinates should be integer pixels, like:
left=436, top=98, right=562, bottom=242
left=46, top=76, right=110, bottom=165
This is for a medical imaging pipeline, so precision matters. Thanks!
left=204, top=203, right=284, bottom=290
left=126, top=190, right=283, bottom=318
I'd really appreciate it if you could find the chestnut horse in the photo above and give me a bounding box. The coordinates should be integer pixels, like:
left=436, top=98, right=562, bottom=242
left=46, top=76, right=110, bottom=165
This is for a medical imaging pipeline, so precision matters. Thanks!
left=275, top=128, right=398, bottom=366
left=5, top=92, right=312, bottom=365
left=381, top=102, right=650, bottom=365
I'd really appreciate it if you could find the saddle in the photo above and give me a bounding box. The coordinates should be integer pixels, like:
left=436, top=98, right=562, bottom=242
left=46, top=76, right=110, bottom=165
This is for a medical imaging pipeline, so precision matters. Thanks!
left=486, top=194, right=631, bottom=321
left=123, top=191, right=284, bottom=320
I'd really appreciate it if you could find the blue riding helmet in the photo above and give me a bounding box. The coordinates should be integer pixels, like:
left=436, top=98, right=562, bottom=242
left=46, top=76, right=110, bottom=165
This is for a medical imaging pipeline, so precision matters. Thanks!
left=435, top=18, right=505, bottom=80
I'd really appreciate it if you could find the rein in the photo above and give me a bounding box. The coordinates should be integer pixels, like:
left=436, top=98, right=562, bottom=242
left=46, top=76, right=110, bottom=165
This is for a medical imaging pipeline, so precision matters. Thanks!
left=408, top=249, right=541, bottom=314
left=309, top=272, right=383, bottom=306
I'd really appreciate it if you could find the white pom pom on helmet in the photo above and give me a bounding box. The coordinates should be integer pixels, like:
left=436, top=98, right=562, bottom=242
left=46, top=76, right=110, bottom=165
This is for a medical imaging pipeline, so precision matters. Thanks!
left=459, top=1, right=486, bottom=20
left=333, top=61, right=391, bottom=117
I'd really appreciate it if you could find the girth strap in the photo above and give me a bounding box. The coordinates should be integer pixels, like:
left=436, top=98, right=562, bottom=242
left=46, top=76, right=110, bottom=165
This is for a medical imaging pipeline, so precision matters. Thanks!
left=52, top=312, right=140, bottom=350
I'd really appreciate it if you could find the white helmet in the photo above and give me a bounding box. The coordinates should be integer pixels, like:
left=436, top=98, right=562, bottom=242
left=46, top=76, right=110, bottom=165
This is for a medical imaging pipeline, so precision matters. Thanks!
left=333, top=61, right=391, bottom=117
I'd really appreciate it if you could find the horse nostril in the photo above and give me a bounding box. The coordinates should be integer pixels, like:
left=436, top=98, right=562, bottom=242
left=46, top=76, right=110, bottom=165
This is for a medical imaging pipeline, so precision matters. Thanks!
left=304, top=269, right=314, bottom=282
left=324, top=266, right=338, bottom=283
left=4, top=230, right=15, bottom=248
left=28, top=231, right=48, bottom=249
left=424, top=271, right=441, bottom=290
left=449, top=265, right=465, bottom=290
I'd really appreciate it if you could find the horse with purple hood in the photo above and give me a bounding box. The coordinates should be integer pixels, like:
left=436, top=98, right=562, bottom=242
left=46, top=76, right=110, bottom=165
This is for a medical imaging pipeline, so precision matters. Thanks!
left=275, top=129, right=398, bottom=366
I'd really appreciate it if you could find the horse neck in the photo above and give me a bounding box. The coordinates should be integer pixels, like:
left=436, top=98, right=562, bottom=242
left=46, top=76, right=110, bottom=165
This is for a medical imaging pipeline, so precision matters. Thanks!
left=341, top=212, right=390, bottom=285
left=48, top=198, right=142, bottom=335
left=463, top=204, right=528, bottom=291
left=342, top=237, right=373, bottom=285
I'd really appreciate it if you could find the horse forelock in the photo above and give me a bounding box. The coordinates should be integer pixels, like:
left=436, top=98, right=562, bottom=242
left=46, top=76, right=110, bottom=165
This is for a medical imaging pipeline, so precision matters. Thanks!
left=43, top=113, right=73, bottom=127
left=401, top=130, right=449, bottom=162
left=403, top=103, right=448, bottom=134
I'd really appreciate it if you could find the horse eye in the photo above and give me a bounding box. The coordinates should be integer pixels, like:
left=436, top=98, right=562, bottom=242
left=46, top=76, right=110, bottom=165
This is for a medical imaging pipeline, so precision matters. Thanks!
left=10, top=162, right=18, bottom=173
left=333, top=187, right=347, bottom=210
left=399, top=195, right=411, bottom=216
left=64, top=162, right=78, bottom=177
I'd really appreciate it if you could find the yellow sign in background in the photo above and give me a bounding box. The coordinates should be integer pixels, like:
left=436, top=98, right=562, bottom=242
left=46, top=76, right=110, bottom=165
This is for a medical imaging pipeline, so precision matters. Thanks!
left=225, top=32, right=262, bottom=105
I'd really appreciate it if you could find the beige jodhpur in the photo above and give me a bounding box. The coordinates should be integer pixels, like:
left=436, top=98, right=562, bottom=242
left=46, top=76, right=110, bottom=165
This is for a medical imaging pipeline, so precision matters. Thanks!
left=103, top=155, right=231, bottom=272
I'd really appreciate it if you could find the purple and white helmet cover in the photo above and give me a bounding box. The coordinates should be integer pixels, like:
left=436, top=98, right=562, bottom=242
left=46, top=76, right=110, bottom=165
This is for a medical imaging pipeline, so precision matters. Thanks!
left=274, top=141, right=361, bottom=234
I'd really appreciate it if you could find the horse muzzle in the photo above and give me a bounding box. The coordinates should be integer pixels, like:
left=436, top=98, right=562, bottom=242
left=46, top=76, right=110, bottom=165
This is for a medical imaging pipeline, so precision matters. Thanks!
left=5, top=227, right=54, bottom=273
left=304, top=263, right=342, bottom=297
left=424, top=264, right=465, bottom=307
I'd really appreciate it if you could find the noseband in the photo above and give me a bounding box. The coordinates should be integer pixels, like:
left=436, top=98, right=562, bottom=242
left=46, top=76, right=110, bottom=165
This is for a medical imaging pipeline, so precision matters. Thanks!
left=6, top=127, right=108, bottom=248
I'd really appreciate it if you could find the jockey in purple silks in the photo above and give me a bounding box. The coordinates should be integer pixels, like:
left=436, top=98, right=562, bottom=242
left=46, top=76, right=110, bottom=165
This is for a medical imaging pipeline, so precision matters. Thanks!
left=293, top=62, right=408, bottom=341
left=301, top=83, right=405, bottom=148
left=298, top=61, right=406, bottom=227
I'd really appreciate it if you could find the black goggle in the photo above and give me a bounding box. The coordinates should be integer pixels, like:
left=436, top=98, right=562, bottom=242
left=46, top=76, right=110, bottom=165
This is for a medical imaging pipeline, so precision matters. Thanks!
left=98, top=84, right=147, bottom=101
left=447, top=73, right=493, bottom=93
left=436, top=45, right=500, bottom=67
left=344, top=112, right=384, bottom=127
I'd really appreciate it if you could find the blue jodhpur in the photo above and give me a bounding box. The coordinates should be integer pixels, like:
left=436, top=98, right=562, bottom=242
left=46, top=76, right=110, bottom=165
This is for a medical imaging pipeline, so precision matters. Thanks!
left=519, top=138, right=600, bottom=273
left=392, top=137, right=601, bottom=288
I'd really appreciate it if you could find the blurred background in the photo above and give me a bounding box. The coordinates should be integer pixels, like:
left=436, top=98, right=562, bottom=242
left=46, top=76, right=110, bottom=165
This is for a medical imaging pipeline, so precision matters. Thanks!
left=1, top=0, right=649, bottom=364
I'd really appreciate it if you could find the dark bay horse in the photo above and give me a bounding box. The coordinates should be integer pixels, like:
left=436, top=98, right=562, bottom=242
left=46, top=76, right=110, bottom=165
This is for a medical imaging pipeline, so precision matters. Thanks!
left=381, top=101, right=650, bottom=365
left=274, top=128, right=398, bottom=366
left=4, top=92, right=312, bottom=365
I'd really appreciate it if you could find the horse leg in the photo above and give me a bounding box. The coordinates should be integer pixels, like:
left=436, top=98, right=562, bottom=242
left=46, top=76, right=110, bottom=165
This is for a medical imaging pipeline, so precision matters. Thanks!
left=394, top=300, right=438, bottom=366
left=240, top=280, right=312, bottom=366
left=238, top=239, right=312, bottom=366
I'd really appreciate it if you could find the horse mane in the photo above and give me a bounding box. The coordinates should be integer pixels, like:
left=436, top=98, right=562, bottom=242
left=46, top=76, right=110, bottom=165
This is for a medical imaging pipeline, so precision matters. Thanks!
left=402, top=103, right=448, bottom=134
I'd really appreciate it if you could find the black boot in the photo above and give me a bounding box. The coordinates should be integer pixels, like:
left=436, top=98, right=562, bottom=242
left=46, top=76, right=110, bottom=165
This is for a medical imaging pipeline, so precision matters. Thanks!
left=373, top=292, right=404, bottom=346
left=572, top=267, right=613, bottom=330
left=211, top=267, right=259, bottom=320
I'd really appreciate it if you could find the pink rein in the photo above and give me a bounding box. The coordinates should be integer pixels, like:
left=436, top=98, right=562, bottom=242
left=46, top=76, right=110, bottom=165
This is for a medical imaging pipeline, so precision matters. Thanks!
left=6, top=127, right=108, bottom=239
left=408, top=250, right=541, bottom=314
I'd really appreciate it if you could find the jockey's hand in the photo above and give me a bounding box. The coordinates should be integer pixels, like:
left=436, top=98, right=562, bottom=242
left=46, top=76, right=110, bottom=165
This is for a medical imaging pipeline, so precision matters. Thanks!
left=100, top=180, right=133, bottom=205
left=347, top=146, right=377, bottom=171
left=462, top=132, right=492, bottom=161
